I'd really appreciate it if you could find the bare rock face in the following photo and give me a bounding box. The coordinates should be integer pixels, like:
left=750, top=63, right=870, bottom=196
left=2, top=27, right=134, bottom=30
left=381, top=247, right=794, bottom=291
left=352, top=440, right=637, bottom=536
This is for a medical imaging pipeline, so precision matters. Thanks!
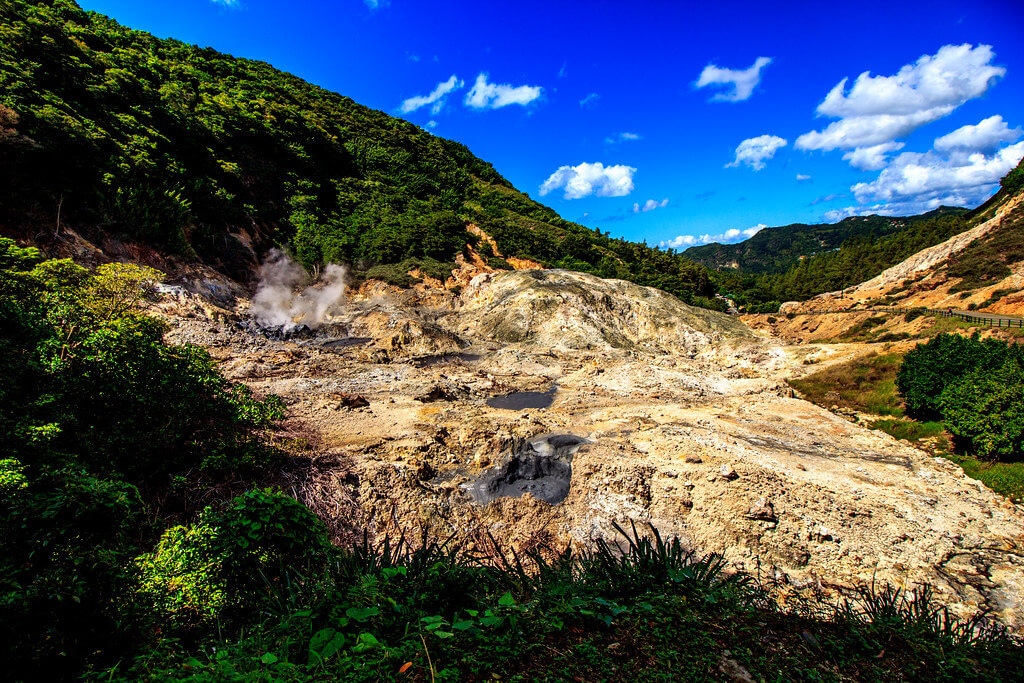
left=162, top=265, right=1024, bottom=634
left=457, top=269, right=756, bottom=354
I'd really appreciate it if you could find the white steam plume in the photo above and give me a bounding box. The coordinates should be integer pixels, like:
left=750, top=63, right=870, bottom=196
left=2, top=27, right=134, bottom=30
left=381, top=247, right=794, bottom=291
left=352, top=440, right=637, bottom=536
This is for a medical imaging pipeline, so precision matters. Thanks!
left=251, top=249, right=347, bottom=330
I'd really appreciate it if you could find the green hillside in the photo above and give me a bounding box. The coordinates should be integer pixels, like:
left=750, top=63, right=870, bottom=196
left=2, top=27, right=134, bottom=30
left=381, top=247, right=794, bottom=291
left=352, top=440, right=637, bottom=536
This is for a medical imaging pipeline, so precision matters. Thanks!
left=683, top=206, right=968, bottom=275
left=0, top=0, right=714, bottom=303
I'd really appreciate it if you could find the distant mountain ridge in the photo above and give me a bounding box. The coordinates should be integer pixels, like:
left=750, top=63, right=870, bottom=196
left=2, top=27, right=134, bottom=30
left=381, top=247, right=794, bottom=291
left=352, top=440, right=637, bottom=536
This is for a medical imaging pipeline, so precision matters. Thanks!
left=683, top=207, right=969, bottom=275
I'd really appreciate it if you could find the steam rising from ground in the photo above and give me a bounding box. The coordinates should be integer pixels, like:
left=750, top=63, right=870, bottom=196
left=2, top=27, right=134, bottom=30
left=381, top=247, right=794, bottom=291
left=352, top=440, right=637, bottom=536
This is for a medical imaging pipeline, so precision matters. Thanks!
left=251, top=249, right=347, bottom=330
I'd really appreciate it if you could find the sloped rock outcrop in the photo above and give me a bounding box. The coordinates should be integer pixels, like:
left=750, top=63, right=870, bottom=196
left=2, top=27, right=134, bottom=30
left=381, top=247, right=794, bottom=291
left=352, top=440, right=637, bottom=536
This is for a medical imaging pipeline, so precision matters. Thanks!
left=457, top=269, right=755, bottom=355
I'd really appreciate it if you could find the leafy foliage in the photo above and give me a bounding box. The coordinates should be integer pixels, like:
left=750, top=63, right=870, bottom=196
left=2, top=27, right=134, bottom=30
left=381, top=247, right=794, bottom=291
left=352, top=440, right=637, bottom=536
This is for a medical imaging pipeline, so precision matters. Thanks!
left=109, top=521, right=1022, bottom=682
left=897, top=333, right=1024, bottom=459
left=135, top=489, right=329, bottom=627
left=939, top=356, right=1024, bottom=459
left=0, top=239, right=284, bottom=677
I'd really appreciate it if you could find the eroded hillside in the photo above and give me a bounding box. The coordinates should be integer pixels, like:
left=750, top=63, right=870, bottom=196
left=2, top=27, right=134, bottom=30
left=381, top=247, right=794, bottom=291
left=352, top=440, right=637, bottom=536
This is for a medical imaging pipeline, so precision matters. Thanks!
left=148, top=264, right=1024, bottom=632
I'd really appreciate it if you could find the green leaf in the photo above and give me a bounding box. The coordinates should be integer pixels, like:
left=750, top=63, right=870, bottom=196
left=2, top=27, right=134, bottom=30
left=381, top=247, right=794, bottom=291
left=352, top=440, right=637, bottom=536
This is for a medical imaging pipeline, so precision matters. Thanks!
left=346, top=606, right=381, bottom=622
left=354, top=632, right=381, bottom=653
left=497, top=592, right=515, bottom=607
left=260, top=653, right=278, bottom=665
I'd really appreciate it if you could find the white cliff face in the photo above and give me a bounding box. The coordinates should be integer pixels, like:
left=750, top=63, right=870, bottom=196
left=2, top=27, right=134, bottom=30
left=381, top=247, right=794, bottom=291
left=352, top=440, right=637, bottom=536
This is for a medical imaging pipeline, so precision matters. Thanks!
left=457, top=269, right=756, bottom=355
left=161, top=264, right=1024, bottom=632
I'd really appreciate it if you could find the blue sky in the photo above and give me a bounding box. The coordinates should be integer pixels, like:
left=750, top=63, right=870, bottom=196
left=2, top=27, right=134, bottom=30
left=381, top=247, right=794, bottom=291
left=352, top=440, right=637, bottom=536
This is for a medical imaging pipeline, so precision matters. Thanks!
left=79, top=0, right=1024, bottom=248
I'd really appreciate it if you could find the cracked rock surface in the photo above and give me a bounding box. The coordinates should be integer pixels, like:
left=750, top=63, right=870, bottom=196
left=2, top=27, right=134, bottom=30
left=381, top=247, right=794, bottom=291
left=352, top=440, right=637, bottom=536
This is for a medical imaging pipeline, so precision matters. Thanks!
left=161, top=268, right=1024, bottom=631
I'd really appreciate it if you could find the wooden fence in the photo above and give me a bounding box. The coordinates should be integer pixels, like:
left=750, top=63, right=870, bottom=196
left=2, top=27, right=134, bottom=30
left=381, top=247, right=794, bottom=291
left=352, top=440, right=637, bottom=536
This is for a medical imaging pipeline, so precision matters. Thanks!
left=781, top=306, right=1024, bottom=329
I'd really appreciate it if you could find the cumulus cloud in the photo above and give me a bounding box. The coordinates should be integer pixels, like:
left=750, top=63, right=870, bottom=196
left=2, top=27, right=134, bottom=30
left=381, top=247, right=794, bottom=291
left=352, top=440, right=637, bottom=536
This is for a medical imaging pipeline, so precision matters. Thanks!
left=539, top=162, right=636, bottom=200
left=841, top=142, right=905, bottom=171
left=696, top=57, right=771, bottom=102
left=400, top=75, right=463, bottom=114
left=580, top=93, right=600, bottom=108
left=796, top=174, right=812, bottom=181
left=796, top=44, right=1005, bottom=166
left=823, top=141, right=1024, bottom=220
left=934, top=115, right=1022, bottom=152
left=660, top=224, right=767, bottom=249
left=465, top=73, right=543, bottom=109
left=632, top=198, right=669, bottom=213
left=726, top=135, right=787, bottom=170
left=851, top=142, right=1024, bottom=203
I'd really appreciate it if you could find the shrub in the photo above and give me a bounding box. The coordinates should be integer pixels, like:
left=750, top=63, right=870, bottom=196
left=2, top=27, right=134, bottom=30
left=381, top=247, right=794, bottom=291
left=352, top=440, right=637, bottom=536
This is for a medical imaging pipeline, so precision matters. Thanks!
left=903, top=308, right=928, bottom=322
left=896, top=334, right=994, bottom=419
left=940, top=357, right=1024, bottom=459
left=135, top=489, right=331, bottom=627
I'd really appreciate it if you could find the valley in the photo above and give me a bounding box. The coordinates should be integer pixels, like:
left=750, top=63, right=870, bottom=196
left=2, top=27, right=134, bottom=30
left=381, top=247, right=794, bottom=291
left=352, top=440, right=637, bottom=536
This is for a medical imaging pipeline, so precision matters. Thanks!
left=152, top=258, right=1024, bottom=632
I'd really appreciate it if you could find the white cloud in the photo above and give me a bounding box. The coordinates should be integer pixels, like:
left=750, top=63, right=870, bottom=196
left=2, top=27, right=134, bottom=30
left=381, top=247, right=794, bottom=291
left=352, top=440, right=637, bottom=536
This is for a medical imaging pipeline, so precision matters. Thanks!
left=539, top=162, right=636, bottom=200
left=211, top=0, right=241, bottom=7
left=661, top=234, right=699, bottom=248
left=465, top=73, right=543, bottom=109
left=558, top=62, right=568, bottom=78
left=660, top=224, right=766, bottom=249
left=796, top=174, right=812, bottom=181
left=580, top=93, right=600, bottom=108
left=841, top=142, right=905, bottom=170
left=696, top=57, right=771, bottom=102
left=822, top=141, right=1024, bottom=220
left=632, top=198, right=669, bottom=213
left=400, top=75, right=463, bottom=114
left=796, top=44, right=1005, bottom=166
left=851, top=142, right=1024, bottom=204
left=604, top=131, right=642, bottom=145
left=426, top=120, right=438, bottom=129
left=934, top=115, right=1022, bottom=152
left=364, top=0, right=388, bottom=9
left=726, top=135, right=787, bottom=171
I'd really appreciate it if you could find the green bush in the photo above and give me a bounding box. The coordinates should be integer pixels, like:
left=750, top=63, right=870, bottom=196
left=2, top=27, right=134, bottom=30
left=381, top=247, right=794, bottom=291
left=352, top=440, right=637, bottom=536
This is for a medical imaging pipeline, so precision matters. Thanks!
left=940, top=357, right=1024, bottom=459
left=897, top=333, right=1024, bottom=459
left=135, top=489, right=330, bottom=627
left=903, top=308, right=928, bottom=322
left=0, top=239, right=288, bottom=676
left=896, top=334, right=998, bottom=419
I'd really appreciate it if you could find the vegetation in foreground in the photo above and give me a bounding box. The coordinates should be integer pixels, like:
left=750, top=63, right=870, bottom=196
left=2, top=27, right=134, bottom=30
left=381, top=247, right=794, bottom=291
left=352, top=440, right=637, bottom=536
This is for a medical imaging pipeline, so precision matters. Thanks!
left=104, top=520, right=1022, bottom=683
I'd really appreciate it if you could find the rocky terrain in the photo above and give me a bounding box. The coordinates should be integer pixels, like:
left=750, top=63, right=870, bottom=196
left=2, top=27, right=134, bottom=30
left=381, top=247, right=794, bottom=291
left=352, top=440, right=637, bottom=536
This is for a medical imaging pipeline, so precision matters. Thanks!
left=155, top=266, right=1024, bottom=632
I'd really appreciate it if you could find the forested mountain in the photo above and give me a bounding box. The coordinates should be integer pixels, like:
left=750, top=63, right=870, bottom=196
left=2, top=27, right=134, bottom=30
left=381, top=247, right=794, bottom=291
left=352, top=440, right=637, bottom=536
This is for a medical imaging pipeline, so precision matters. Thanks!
left=0, top=0, right=716, bottom=303
left=683, top=207, right=968, bottom=274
